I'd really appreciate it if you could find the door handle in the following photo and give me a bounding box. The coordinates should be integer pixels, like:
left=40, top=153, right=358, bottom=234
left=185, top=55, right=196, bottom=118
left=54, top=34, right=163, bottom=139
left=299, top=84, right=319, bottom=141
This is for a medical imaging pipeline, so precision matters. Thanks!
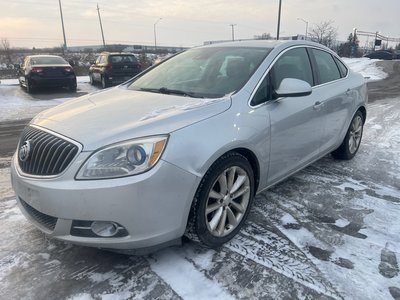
left=313, top=101, right=324, bottom=110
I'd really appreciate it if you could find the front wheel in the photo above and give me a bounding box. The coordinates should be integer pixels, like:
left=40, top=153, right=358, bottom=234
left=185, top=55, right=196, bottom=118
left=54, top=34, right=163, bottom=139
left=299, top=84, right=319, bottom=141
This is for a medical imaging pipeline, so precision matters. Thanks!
left=185, top=152, right=255, bottom=248
left=332, top=110, right=364, bottom=160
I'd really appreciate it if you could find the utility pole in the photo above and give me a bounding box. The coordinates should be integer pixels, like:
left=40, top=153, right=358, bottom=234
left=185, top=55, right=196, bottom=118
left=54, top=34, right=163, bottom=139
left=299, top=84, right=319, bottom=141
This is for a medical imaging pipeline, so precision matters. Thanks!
left=97, top=3, right=106, bottom=50
left=154, top=18, right=162, bottom=53
left=229, top=24, right=237, bottom=41
left=374, top=31, right=378, bottom=51
left=276, top=0, right=282, bottom=40
left=58, top=0, right=67, bottom=51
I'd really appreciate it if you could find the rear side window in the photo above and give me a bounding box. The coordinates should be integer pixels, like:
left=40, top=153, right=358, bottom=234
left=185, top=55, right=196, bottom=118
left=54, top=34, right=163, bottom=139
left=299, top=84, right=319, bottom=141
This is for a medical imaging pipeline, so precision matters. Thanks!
left=271, top=47, right=314, bottom=89
left=311, top=49, right=341, bottom=84
left=334, top=57, right=348, bottom=77
left=100, top=56, right=108, bottom=64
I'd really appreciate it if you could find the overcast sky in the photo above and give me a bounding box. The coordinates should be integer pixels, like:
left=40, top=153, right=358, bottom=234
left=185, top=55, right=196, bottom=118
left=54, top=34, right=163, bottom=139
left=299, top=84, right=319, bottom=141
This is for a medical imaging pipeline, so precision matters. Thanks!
left=1, top=0, right=399, bottom=48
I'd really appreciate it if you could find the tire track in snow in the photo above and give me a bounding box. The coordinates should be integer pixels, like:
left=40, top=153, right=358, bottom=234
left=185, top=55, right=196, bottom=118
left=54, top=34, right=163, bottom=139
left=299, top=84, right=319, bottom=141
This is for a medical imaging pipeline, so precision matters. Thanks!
left=226, top=218, right=341, bottom=299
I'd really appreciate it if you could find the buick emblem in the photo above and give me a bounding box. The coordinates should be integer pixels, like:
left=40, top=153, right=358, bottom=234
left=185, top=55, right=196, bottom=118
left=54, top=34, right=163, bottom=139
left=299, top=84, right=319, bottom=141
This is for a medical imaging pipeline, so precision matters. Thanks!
left=19, top=140, right=32, bottom=162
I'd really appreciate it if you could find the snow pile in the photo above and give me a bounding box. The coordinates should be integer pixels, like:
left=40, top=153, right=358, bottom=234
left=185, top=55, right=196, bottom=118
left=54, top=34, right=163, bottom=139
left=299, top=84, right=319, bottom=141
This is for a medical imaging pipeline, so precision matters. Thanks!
left=342, top=57, right=388, bottom=81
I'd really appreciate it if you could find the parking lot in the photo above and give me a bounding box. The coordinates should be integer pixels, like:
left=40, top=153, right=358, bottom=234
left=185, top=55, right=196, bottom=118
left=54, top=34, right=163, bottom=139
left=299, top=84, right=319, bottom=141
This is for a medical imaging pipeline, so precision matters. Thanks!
left=0, top=61, right=399, bottom=300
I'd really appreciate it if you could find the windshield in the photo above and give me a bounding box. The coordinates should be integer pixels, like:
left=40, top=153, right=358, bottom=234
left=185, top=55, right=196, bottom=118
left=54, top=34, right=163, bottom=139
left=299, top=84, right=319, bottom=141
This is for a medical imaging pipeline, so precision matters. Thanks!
left=128, top=47, right=271, bottom=98
left=31, top=56, right=68, bottom=65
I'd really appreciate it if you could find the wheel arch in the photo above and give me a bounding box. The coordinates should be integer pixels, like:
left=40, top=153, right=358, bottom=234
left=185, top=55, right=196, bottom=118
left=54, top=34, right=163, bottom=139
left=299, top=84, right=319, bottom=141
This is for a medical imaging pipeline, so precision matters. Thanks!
left=357, top=105, right=367, bottom=123
left=229, top=148, right=260, bottom=195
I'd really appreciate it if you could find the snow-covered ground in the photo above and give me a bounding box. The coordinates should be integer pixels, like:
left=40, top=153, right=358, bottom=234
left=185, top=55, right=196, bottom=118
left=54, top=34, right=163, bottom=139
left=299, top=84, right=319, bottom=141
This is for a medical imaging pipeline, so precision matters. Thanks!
left=342, top=58, right=388, bottom=81
left=0, top=76, right=96, bottom=122
left=0, top=59, right=399, bottom=299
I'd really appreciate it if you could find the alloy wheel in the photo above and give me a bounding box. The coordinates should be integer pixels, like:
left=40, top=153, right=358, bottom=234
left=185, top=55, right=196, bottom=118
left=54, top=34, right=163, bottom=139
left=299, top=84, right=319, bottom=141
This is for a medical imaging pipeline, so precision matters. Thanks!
left=205, top=166, right=251, bottom=237
left=349, top=115, right=363, bottom=154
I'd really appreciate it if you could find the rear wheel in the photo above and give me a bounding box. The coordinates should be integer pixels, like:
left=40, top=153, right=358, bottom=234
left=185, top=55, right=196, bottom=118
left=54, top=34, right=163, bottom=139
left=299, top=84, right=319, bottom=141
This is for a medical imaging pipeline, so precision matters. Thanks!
left=25, top=78, right=33, bottom=93
left=101, top=76, right=109, bottom=89
left=332, top=110, right=364, bottom=160
left=69, top=84, right=77, bottom=92
left=89, top=73, right=94, bottom=85
left=186, top=152, right=255, bottom=247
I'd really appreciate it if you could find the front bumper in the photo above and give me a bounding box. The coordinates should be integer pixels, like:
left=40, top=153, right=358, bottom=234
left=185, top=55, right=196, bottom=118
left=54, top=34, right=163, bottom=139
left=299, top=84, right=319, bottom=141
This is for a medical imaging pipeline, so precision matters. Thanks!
left=11, top=153, right=200, bottom=250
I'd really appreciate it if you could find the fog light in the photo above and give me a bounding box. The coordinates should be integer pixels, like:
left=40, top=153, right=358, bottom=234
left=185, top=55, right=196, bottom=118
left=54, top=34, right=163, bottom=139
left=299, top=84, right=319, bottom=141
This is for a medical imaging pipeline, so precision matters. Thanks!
left=91, top=221, right=119, bottom=237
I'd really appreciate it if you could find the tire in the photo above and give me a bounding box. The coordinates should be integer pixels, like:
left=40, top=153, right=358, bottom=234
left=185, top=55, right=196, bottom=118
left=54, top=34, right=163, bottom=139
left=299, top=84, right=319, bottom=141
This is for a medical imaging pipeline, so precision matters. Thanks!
left=25, top=78, right=33, bottom=94
left=89, top=73, right=94, bottom=85
left=69, top=84, right=77, bottom=93
left=331, top=110, right=364, bottom=160
left=185, top=152, right=255, bottom=248
left=101, top=75, right=108, bottom=89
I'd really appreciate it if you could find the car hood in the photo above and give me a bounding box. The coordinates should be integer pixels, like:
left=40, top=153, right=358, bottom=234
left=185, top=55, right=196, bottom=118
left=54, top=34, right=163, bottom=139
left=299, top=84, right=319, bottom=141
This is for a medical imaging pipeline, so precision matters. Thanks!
left=31, top=87, right=231, bottom=150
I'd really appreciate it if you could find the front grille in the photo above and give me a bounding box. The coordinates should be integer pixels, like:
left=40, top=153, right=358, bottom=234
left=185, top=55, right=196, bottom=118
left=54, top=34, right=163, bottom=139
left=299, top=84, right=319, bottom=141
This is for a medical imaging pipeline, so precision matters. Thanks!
left=20, top=198, right=57, bottom=231
left=18, top=126, right=79, bottom=176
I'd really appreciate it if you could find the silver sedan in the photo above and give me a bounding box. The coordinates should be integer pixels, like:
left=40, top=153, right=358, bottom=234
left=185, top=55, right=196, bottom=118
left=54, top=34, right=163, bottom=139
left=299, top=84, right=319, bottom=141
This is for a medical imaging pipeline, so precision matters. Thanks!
left=11, top=40, right=367, bottom=253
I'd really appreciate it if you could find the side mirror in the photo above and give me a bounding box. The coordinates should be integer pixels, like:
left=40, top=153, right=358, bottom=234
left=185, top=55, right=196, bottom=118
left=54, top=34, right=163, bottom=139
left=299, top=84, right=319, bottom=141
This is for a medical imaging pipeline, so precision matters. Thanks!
left=89, top=60, right=95, bottom=65
left=68, top=60, right=75, bottom=67
left=275, top=78, right=312, bottom=98
left=274, top=78, right=312, bottom=98
left=14, top=64, right=21, bottom=69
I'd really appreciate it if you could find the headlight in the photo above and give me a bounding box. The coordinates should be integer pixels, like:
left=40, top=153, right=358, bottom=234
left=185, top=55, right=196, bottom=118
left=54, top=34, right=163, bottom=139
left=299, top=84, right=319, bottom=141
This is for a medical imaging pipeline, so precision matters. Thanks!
left=76, top=136, right=168, bottom=179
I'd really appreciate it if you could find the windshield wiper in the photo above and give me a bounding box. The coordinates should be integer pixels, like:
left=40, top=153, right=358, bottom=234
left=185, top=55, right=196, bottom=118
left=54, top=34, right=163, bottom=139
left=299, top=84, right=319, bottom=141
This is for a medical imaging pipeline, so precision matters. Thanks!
left=139, top=87, right=203, bottom=98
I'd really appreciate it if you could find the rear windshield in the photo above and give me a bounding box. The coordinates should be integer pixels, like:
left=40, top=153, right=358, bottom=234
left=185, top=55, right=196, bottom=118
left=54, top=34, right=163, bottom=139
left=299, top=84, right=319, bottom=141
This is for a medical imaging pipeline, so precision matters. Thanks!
left=109, top=55, right=138, bottom=63
left=31, top=56, right=68, bottom=65
left=128, top=47, right=271, bottom=98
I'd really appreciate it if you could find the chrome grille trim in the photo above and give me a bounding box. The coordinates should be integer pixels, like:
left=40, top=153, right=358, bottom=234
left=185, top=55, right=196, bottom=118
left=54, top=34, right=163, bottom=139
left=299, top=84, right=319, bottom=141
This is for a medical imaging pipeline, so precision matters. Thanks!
left=17, top=125, right=82, bottom=178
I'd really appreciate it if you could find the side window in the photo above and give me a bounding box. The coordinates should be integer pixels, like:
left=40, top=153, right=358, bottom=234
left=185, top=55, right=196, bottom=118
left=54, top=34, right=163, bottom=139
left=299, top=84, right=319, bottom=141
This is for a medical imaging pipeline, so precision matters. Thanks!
left=251, top=74, right=270, bottom=106
left=271, top=47, right=314, bottom=89
left=311, top=49, right=341, bottom=84
left=100, top=56, right=107, bottom=64
left=95, top=56, right=102, bottom=64
left=334, top=57, right=348, bottom=77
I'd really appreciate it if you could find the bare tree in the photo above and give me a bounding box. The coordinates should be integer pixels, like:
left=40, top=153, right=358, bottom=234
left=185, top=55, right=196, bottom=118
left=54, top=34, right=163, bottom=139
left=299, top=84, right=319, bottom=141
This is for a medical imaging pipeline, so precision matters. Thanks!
left=254, top=33, right=272, bottom=40
left=1, top=38, right=12, bottom=64
left=309, top=21, right=338, bottom=48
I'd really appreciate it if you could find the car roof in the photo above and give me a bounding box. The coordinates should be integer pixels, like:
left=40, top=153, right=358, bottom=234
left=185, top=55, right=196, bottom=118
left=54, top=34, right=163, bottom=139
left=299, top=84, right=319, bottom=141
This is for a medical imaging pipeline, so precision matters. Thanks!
left=200, top=39, right=330, bottom=51
left=27, top=55, right=65, bottom=58
left=101, top=52, right=135, bottom=56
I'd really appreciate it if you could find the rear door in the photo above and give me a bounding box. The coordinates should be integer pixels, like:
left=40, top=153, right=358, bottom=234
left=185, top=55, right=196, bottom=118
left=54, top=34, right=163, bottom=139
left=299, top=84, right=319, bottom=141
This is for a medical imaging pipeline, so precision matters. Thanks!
left=309, top=48, right=354, bottom=153
left=93, top=55, right=105, bottom=81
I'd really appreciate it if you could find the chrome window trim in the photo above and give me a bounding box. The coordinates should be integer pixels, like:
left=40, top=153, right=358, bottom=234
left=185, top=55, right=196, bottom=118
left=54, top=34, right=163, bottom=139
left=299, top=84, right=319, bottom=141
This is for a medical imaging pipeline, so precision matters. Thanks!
left=248, top=45, right=349, bottom=109
left=15, top=124, right=83, bottom=179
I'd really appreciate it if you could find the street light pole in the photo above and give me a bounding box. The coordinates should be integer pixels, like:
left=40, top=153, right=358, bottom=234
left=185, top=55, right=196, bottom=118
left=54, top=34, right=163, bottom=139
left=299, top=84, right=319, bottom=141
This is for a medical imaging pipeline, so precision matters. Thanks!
left=297, top=18, right=308, bottom=40
left=276, top=0, right=282, bottom=40
left=229, top=24, right=237, bottom=41
left=154, top=18, right=162, bottom=53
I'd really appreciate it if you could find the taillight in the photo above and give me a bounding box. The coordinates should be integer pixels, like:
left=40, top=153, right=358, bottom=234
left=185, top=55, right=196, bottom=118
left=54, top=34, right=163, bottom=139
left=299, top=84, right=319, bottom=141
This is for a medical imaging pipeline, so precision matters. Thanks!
left=31, top=67, right=43, bottom=73
left=64, top=66, right=73, bottom=72
left=105, top=64, right=112, bottom=70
